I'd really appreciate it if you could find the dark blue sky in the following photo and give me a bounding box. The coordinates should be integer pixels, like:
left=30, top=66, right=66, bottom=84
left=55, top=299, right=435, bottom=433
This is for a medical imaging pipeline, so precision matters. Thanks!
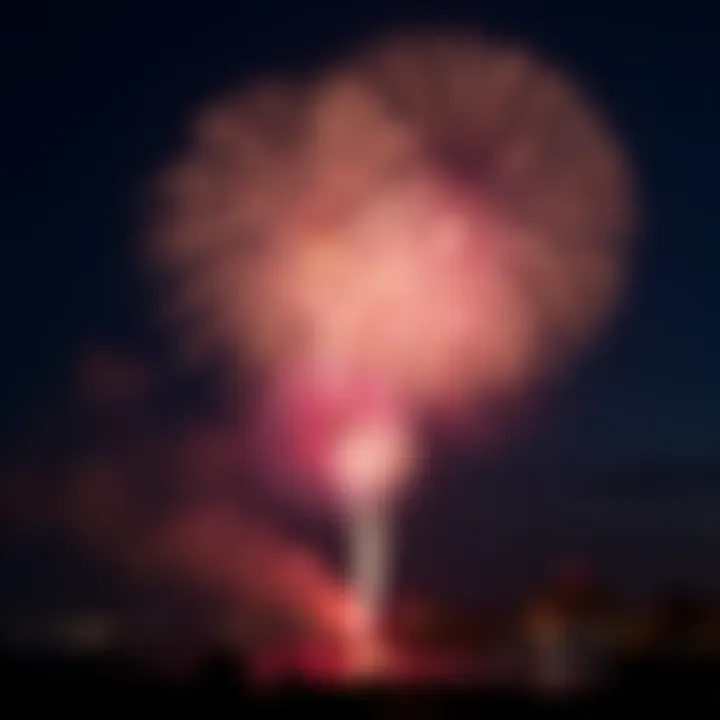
left=2, top=1, right=719, bottom=596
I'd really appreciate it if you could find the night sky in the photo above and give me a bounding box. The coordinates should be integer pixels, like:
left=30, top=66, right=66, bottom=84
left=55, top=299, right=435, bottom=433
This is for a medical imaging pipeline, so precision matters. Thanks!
left=3, top=1, right=719, bottom=603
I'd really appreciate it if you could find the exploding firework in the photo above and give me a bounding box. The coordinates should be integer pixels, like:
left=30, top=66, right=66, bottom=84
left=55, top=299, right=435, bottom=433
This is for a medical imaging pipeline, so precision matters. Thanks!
left=145, top=29, right=636, bottom=678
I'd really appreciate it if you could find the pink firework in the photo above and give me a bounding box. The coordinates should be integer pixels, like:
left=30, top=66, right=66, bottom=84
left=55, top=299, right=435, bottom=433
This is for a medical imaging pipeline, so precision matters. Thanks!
left=145, top=29, right=637, bottom=677
left=147, top=33, right=635, bottom=434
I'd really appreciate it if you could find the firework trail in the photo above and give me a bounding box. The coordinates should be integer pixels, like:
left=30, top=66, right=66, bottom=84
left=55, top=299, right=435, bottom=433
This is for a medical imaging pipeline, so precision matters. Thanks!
left=145, top=29, right=636, bottom=678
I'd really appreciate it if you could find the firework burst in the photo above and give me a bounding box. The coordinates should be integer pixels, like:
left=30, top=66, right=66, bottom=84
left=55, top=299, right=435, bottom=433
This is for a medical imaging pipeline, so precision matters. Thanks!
left=145, top=29, right=636, bottom=679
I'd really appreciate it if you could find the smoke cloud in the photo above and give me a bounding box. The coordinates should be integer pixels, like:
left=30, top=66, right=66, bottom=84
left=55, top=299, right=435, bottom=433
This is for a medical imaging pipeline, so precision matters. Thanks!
left=0, top=347, right=356, bottom=652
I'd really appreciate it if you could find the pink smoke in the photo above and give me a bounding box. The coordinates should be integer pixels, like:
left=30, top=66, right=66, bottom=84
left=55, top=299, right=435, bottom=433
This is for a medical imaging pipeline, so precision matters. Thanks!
left=0, top=346, right=359, bottom=647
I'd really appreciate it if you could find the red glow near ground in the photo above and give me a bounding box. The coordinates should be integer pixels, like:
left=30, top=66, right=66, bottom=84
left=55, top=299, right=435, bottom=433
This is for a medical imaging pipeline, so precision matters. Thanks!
left=250, top=642, right=514, bottom=688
